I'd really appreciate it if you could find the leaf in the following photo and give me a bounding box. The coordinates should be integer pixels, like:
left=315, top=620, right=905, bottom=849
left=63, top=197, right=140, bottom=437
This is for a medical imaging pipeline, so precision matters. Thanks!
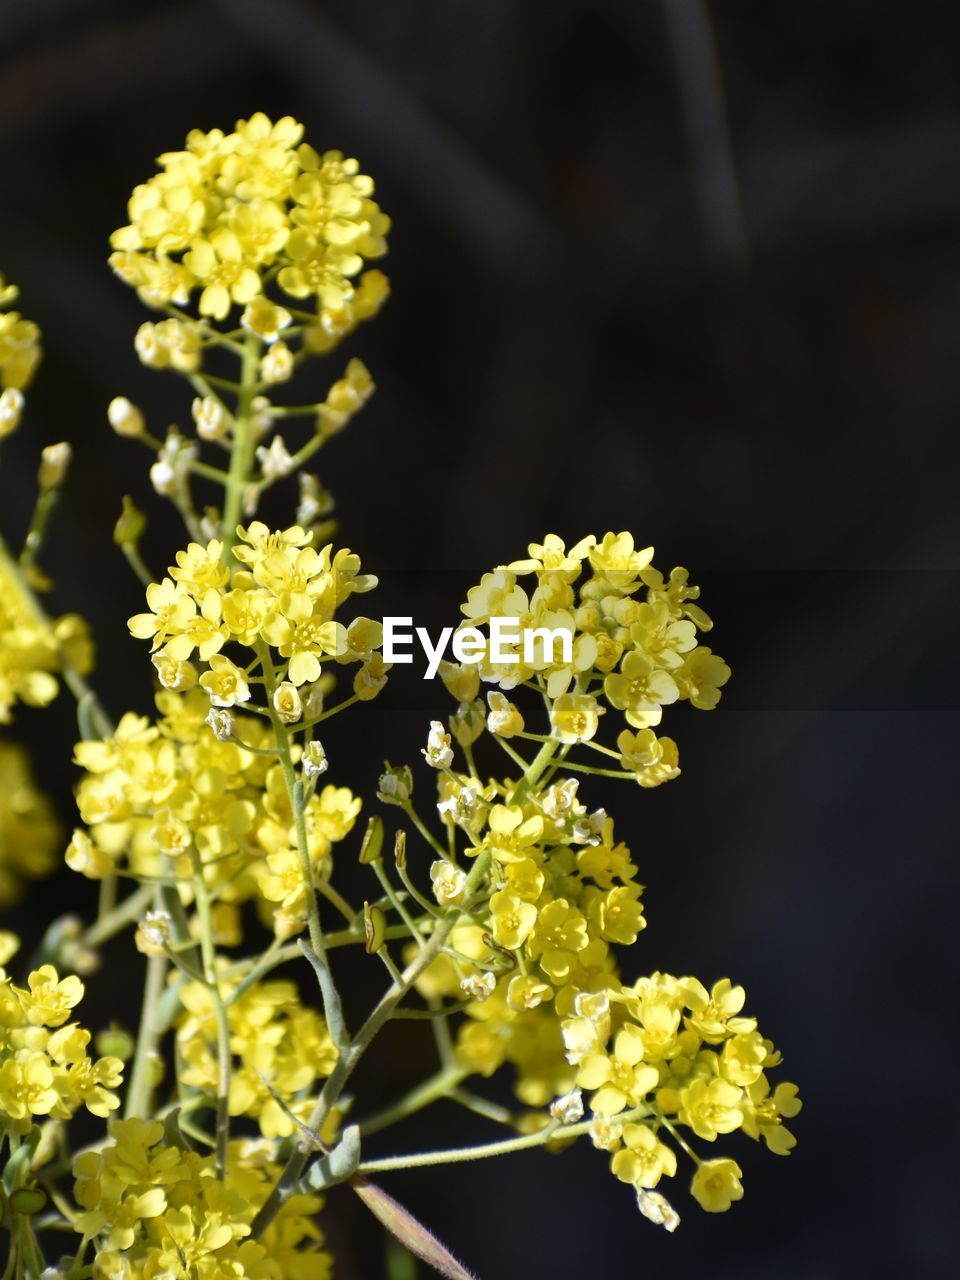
left=352, top=1180, right=478, bottom=1280
left=302, top=1124, right=362, bottom=1191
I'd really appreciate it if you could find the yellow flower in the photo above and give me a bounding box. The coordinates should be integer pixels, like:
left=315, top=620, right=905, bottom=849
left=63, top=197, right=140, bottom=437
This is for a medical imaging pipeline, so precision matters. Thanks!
left=741, top=1076, right=802, bottom=1154
left=21, top=965, right=84, bottom=1027
left=0, top=283, right=42, bottom=390
left=200, top=654, right=251, bottom=707
left=588, top=531, right=654, bottom=581
left=489, top=890, right=538, bottom=949
left=550, top=692, right=600, bottom=743
left=617, top=728, right=680, bottom=787
left=684, top=978, right=755, bottom=1043
left=482, top=804, right=543, bottom=864
left=577, top=1025, right=659, bottom=1116
left=610, top=1123, right=678, bottom=1189
left=603, top=650, right=679, bottom=729
left=676, top=646, right=731, bottom=710
left=690, top=1157, right=744, bottom=1212
left=679, top=1077, right=744, bottom=1141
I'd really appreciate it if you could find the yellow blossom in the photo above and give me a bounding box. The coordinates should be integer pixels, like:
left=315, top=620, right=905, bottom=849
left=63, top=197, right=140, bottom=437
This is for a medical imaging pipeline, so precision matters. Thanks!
left=690, top=1157, right=745, bottom=1212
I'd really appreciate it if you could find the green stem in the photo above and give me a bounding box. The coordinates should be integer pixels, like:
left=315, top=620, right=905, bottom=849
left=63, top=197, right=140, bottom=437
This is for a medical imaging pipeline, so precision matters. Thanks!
left=221, top=332, right=261, bottom=556
left=124, top=945, right=168, bottom=1120
left=250, top=850, right=492, bottom=1238
left=192, top=859, right=232, bottom=1180
left=258, top=642, right=327, bottom=960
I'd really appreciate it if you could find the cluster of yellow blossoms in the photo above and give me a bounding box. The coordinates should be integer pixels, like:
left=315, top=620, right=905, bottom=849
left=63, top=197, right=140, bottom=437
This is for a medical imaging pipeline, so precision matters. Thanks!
left=380, top=534, right=798, bottom=1224
left=128, top=525, right=384, bottom=694
left=1, top=276, right=94, bottom=722
left=459, top=532, right=730, bottom=764
left=0, top=741, right=60, bottom=906
left=73, top=1118, right=333, bottom=1278
left=0, top=935, right=123, bottom=1134
left=176, top=976, right=337, bottom=1139
left=109, top=112, right=389, bottom=336
left=70, top=689, right=360, bottom=941
left=0, top=108, right=801, bottom=1275
left=0, top=561, right=93, bottom=723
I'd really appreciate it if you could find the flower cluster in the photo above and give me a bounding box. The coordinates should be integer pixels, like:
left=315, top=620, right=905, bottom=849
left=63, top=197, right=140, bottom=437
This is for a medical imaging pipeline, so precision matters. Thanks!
left=0, top=938, right=123, bottom=1134
left=69, top=690, right=360, bottom=941
left=456, top=532, right=729, bottom=782
left=572, top=974, right=801, bottom=1205
left=0, top=109, right=800, bottom=1272
left=73, top=1118, right=332, bottom=1278
left=0, top=740, right=60, bottom=906
left=0, top=556, right=93, bottom=723
left=414, top=786, right=644, bottom=1108
left=176, top=976, right=338, bottom=1139
left=109, top=112, right=389, bottom=336
left=382, top=533, right=797, bottom=1222
left=128, top=524, right=384, bottom=691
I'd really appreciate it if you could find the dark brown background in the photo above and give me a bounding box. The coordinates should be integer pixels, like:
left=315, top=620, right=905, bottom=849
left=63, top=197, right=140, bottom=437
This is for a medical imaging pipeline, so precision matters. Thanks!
left=2, top=2, right=958, bottom=1277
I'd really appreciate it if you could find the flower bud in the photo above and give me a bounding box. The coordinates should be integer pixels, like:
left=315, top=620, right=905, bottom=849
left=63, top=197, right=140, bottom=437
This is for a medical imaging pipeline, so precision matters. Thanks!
left=38, top=442, right=71, bottom=490
left=377, top=763, right=412, bottom=806
left=273, top=681, right=303, bottom=724
left=256, top=434, right=293, bottom=478
left=192, top=395, right=229, bottom=441
left=260, top=340, right=294, bottom=384
left=205, top=707, right=235, bottom=741
left=302, top=740, right=328, bottom=780
left=108, top=396, right=145, bottom=438
left=460, top=972, right=497, bottom=1003
left=422, top=720, right=453, bottom=769
left=0, top=386, right=24, bottom=437
left=549, top=1088, right=584, bottom=1125
left=135, top=910, right=172, bottom=957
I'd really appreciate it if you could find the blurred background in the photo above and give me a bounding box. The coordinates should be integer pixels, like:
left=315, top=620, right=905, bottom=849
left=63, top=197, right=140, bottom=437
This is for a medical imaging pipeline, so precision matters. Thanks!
left=2, top=1, right=959, bottom=1276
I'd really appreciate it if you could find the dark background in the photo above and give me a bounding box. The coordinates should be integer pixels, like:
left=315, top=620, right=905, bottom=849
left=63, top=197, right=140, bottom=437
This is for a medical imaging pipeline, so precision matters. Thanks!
left=2, top=2, right=959, bottom=1277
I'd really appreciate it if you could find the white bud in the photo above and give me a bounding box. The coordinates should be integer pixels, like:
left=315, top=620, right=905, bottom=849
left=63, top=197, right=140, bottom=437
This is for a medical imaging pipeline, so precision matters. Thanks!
left=422, top=720, right=454, bottom=769
left=205, top=707, right=235, bottom=741
left=437, top=785, right=479, bottom=829
left=150, top=458, right=176, bottom=495
left=250, top=395, right=273, bottom=441
left=589, top=1115, right=623, bottom=1151
left=571, top=807, right=607, bottom=846
left=549, top=1088, right=585, bottom=1125
left=460, top=972, right=497, bottom=1003
left=636, top=1189, right=680, bottom=1232
left=540, top=779, right=583, bottom=821
left=135, top=909, right=172, bottom=957
left=108, top=396, right=145, bottom=438
left=430, top=859, right=468, bottom=906
left=134, top=322, right=164, bottom=368
left=256, top=434, right=293, bottom=479
left=0, top=387, right=24, bottom=437
left=259, top=340, right=294, bottom=384
left=301, top=740, right=328, bottom=780
left=192, top=395, right=229, bottom=441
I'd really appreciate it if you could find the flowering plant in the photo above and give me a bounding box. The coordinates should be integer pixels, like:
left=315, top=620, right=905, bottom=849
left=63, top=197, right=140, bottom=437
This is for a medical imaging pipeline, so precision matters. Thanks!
left=0, top=114, right=799, bottom=1278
